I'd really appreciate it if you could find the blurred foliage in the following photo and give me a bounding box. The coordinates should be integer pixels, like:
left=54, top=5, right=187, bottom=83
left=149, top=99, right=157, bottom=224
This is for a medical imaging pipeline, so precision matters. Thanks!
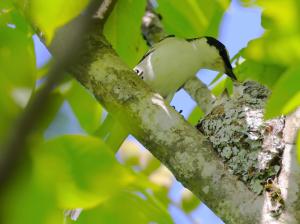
left=32, top=135, right=135, bottom=209
left=239, top=0, right=300, bottom=120
left=188, top=106, right=204, bottom=125
left=156, top=0, right=230, bottom=38
left=103, top=0, right=148, bottom=67
left=2, top=0, right=300, bottom=223
left=0, top=0, right=36, bottom=143
left=242, top=0, right=300, bottom=66
left=65, top=80, right=102, bottom=134
left=210, top=77, right=233, bottom=96
left=94, top=113, right=129, bottom=152
left=181, top=189, right=201, bottom=213
left=15, top=0, right=90, bottom=43
left=67, top=191, right=173, bottom=224
left=1, top=170, right=63, bottom=224
left=239, top=0, right=300, bottom=156
left=35, top=91, right=64, bottom=133
left=264, top=66, right=300, bottom=118
left=235, top=60, right=286, bottom=88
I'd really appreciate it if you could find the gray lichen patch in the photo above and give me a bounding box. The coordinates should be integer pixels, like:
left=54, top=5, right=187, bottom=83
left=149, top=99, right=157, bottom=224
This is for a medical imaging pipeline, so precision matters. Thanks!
left=196, top=81, right=285, bottom=194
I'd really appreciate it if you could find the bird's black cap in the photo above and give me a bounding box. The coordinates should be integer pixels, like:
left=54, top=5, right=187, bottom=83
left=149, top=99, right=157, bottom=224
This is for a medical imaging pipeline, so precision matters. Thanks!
left=204, top=36, right=237, bottom=81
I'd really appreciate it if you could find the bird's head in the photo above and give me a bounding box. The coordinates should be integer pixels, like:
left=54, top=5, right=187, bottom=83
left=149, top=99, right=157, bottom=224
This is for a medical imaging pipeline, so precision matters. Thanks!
left=187, top=36, right=237, bottom=81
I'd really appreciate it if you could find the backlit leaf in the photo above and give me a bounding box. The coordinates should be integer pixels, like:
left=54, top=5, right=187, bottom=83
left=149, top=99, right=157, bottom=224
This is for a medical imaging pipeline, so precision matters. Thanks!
left=181, top=189, right=201, bottom=213
left=67, top=191, right=173, bottom=224
left=28, top=0, right=89, bottom=42
left=104, top=0, right=148, bottom=67
left=1, top=168, right=62, bottom=224
left=187, top=106, right=204, bottom=126
left=265, top=66, right=300, bottom=119
left=33, top=135, right=135, bottom=209
left=66, top=80, right=102, bottom=134
left=0, top=10, right=36, bottom=143
left=94, top=113, right=129, bottom=152
left=235, top=60, right=286, bottom=88
left=242, top=0, right=300, bottom=66
left=156, top=0, right=230, bottom=38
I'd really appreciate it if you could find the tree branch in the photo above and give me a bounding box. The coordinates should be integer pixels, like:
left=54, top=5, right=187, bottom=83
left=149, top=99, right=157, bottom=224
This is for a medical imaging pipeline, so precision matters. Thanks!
left=63, top=29, right=264, bottom=223
left=55, top=24, right=300, bottom=222
left=10, top=0, right=300, bottom=222
left=94, top=0, right=117, bottom=26
left=183, top=77, right=216, bottom=114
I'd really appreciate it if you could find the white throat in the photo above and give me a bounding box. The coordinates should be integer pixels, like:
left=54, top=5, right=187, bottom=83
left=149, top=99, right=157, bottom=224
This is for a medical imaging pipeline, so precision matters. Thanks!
left=189, top=38, right=225, bottom=72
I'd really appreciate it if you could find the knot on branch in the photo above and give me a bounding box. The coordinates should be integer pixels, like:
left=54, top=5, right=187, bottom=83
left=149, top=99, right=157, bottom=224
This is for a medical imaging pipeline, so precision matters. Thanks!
left=197, top=81, right=285, bottom=195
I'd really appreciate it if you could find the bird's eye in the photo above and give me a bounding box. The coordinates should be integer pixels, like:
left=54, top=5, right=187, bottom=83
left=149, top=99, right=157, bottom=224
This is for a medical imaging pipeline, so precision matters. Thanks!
left=134, top=68, right=139, bottom=74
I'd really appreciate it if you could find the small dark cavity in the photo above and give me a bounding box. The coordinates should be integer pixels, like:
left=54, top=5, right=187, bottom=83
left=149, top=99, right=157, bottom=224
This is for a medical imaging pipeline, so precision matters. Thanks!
left=157, top=13, right=163, bottom=20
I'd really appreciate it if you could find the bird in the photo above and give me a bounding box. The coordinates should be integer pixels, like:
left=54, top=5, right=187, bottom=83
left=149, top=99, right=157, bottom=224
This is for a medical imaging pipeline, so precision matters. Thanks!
left=134, top=35, right=237, bottom=102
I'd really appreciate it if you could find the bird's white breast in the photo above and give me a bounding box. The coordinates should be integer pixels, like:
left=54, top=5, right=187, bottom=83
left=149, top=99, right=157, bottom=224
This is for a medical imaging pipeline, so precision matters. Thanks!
left=135, top=38, right=202, bottom=98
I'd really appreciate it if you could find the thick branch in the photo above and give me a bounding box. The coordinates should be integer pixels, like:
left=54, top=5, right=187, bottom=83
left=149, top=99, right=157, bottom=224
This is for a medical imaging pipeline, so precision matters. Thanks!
left=30, top=1, right=300, bottom=222
left=58, top=27, right=264, bottom=223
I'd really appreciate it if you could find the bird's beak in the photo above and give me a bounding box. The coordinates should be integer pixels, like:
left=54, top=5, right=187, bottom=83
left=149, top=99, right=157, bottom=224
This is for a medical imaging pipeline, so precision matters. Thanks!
left=225, top=68, right=237, bottom=81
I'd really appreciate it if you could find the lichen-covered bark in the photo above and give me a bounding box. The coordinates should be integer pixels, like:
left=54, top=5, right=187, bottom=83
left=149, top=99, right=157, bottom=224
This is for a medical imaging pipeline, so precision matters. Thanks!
left=276, top=108, right=300, bottom=223
left=196, top=81, right=300, bottom=223
left=62, top=25, right=267, bottom=223
left=47, top=12, right=300, bottom=223
left=197, top=82, right=284, bottom=195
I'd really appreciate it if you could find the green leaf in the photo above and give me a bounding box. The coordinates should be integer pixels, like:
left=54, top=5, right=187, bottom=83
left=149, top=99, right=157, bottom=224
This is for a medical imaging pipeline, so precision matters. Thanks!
left=27, top=0, right=89, bottom=42
left=156, top=0, right=230, bottom=38
left=265, top=65, right=300, bottom=119
left=0, top=1, right=14, bottom=27
left=67, top=191, right=173, bottom=224
left=211, top=77, right=233, bottom=96
left=235, top=60, right=286, bottom=88
left=66, top=80, right=102, bottom=134
left=209, top=72, right=223, bottom=86
left=181, top=189, right=201, bottom=213
left=36, top=91, right=64, bottom=133
left=103, top=0, right=148, bottom=67
left=187, top=106, right=204, bottom=125
left=94, top=113, right=129, bottom=152
left=33, top=135, right=135, bottom=209
left=0, top=17, right=36, bottom=142
left=242, top=0, right=300, bottom=66
left=0, top=26, right=36, bottom=88
left=1, top=168, right=62, bottom=224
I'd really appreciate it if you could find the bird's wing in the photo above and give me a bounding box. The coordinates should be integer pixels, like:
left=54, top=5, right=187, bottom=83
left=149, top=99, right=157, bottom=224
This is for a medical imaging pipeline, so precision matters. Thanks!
left=137, top=34, right=175, bottom=64
left=137, top=48, right=155, bottom=64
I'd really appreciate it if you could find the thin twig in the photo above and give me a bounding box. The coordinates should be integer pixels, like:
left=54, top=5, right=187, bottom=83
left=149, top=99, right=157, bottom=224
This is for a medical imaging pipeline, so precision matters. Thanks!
left=183, top=77, right=216, bottom=114
left=95, top=0, right=117, bottom=25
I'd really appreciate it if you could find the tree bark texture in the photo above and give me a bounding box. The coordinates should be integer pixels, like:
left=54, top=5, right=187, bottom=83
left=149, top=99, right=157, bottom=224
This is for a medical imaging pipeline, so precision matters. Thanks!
left=46, top=10, right=300, bottom=223
left=45, top=22, right=291, bottom=223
